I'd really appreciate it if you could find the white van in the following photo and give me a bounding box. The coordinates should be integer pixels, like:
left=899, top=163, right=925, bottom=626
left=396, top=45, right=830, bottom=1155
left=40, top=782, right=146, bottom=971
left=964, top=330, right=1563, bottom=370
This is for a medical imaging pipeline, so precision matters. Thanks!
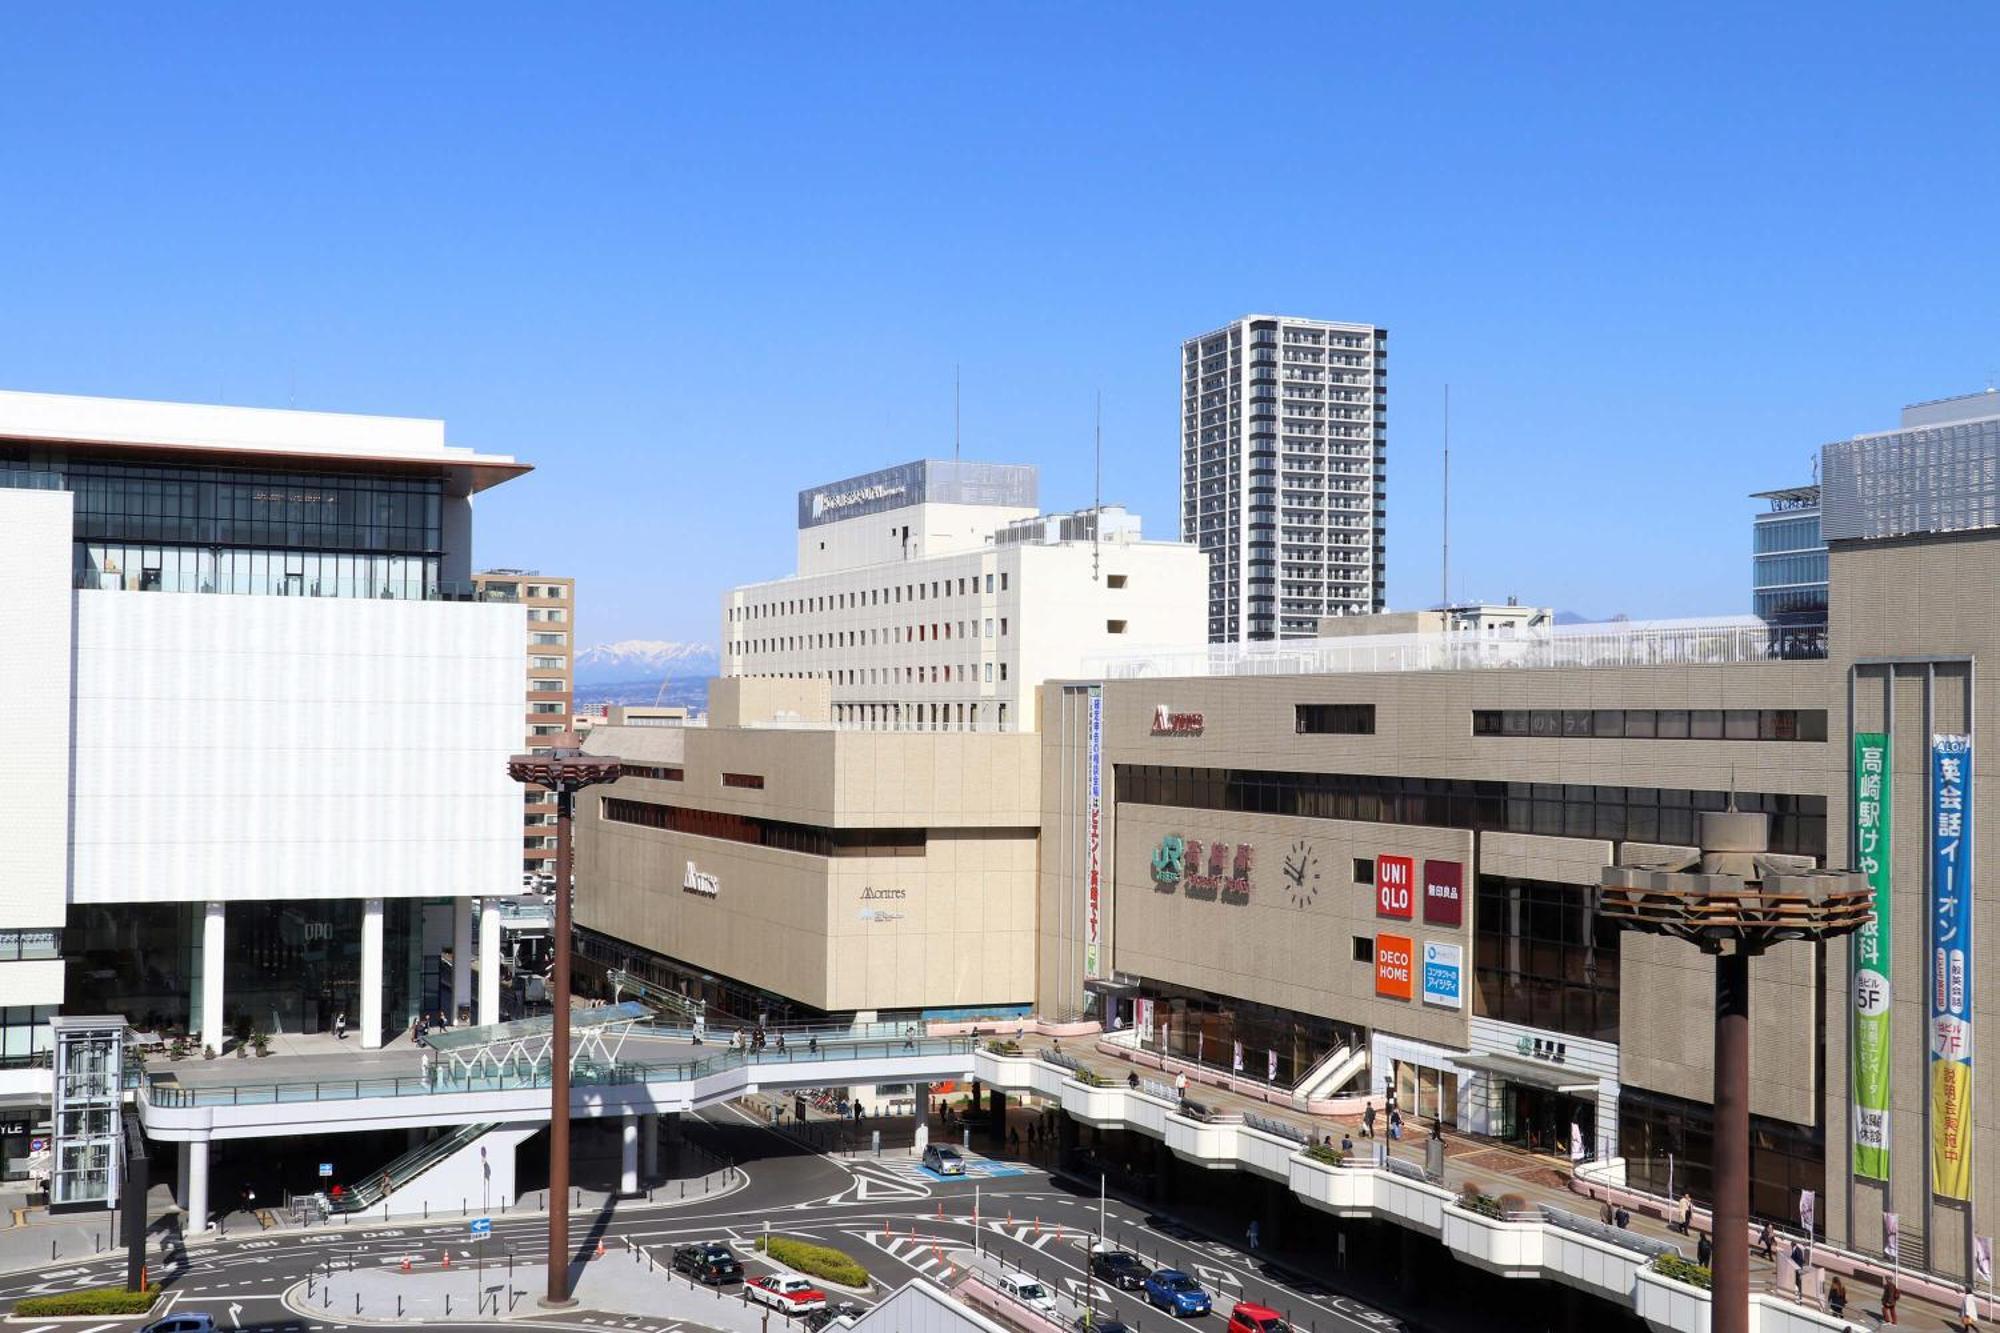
left=995, top=1270, right=1058, bottom=1318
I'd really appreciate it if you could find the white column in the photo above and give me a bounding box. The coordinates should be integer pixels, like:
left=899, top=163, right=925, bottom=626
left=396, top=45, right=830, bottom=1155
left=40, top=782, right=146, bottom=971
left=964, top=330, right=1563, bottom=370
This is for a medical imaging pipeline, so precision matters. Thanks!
left=199, top=902, right=226, bottom=1056
left=641, top=1113, right=659, bottom=1179
left=477, top=901, right=502, bottom=1026
left=451, top=897, right=474, bottom=1022
left=186, top=1140, right=210, bottom=1233
left=620, top=1112, right=639, bottom=1196
left=176, top=1142, right=191, bottom=1214
left=360, top=897, right=384, bottom=1049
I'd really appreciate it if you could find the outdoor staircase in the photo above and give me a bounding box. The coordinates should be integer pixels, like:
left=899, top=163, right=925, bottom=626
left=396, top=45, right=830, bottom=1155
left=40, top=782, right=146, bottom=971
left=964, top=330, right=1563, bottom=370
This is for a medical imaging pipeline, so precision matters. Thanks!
left=329, top=1122, right=497, bottom=1213
left=1295, top=1043, right=1369, bottom=1102
left=607, top=968, right=705, bottom=1025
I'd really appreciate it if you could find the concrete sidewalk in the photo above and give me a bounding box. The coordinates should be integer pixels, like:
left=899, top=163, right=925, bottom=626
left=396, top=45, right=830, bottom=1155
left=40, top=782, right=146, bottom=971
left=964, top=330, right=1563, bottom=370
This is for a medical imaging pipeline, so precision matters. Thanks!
left=290, top=1246, right=774, bottom=1328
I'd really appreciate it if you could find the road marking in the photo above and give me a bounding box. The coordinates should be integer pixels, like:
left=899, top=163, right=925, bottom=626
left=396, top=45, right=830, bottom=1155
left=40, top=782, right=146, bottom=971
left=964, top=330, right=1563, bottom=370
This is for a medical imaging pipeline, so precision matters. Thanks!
left=74, top=1323, right=121, bottom=1333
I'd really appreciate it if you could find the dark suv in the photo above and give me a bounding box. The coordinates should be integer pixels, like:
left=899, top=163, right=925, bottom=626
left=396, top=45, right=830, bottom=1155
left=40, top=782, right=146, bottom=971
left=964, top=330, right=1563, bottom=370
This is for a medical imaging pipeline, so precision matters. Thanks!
left=673, top=1241, right=744, bottom=1284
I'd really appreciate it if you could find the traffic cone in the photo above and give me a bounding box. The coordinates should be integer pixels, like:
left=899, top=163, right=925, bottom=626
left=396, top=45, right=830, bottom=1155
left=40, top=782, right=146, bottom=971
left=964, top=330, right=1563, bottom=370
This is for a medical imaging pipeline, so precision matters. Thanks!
left=400, top=1256, right=412, bottom=1274
left=441, top=1251, right=452, bottom=1269
left=936, top=1201, right=943, bottom=1220
left=596, top=1239, right=607, bottom=1259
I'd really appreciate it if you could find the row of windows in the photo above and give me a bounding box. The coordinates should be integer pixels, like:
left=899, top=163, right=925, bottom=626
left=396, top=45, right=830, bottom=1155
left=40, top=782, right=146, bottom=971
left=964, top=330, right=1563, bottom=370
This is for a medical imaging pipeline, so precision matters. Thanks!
left=1295, top=704, right=1375, bottom=735
left=75, top=544, right=441, bottom=600
left=31, top=456, right=444, bottom=555
left=1115, top=765, right=1827, bottom=858
left=623, top=764, right=683, bottom=781
left=732, top=572, right=1009, bottom=623
left=735, top=618, right=1009, bottom=656
left=1471, top=708, right=1828, bottom=742
left=832, top=701, right=1010, bottom=731
left=1751, top=515, right=1822, bottom=555
left=1752, top=551, right=1829, bottom=588
left=600, top=796, right=925, bottom=857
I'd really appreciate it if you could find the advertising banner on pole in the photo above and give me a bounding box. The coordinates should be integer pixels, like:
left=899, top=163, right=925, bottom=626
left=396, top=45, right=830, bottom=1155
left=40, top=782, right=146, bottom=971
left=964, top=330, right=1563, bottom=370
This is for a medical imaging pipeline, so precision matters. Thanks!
left=1930, top=733, right=1974, bottom=1201
left=1853, top=731, right=1893, bottom=1180
left=1084, top=690, right=1103, bottom=978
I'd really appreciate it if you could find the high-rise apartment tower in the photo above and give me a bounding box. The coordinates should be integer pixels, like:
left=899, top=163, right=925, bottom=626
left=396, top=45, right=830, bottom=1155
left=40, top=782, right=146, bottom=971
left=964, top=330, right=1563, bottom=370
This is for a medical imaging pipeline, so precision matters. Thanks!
left=1181, top=315, right=1387, bottom=642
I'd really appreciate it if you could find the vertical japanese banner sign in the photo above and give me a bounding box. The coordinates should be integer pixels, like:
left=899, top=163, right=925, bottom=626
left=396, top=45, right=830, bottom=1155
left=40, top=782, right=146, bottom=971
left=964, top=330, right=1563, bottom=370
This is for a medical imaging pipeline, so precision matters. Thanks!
left=1853, top=732, right=1893, bottom=1180
left=1931, top=733, right=1974, bottom=1201
left=1084, top=690, right=1103, bottom=978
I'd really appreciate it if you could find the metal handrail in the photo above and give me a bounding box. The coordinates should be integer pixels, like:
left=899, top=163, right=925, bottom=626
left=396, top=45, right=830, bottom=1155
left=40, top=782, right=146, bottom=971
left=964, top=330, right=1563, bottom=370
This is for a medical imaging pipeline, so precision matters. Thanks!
left=143, top=1035, right=977, bottom=1108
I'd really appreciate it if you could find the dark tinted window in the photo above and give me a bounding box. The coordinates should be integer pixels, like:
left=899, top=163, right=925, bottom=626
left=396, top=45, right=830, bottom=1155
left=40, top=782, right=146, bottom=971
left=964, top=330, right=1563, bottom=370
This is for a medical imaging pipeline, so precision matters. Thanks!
left=1295, top=704, right=1374, bottom=735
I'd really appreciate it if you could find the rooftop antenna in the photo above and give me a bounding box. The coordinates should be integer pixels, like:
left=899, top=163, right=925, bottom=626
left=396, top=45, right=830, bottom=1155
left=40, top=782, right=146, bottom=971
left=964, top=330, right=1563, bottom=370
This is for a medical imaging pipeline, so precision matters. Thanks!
left=1441, top=383, right=1451, bottom=610
left=954, top=364, right=961, bottom=460
left=1093, top=390, right=1102, bottom=583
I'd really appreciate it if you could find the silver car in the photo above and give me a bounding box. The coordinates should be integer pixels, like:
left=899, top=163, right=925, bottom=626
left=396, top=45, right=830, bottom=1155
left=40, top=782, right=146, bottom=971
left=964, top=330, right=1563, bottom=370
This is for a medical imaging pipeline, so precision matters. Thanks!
left=922, top=1144, right=966, bottom=1175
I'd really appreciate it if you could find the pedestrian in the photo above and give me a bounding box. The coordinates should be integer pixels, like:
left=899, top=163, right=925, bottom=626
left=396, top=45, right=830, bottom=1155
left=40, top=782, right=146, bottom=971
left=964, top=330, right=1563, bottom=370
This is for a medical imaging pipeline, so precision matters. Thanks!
left=775, top=1033, right=786, bottom=1053
left=1128, top=1072, right=1140, bottom=1090
left=335, top=1011, right=347, bottom=1041
left=1964, top=1287, right=1981, bottom=1332
left=1247, top=1220, right=1260, bottom=1252
left=1758, top=1220, right=1776, bottom=1260
left=808, top=1036, right=819, bottom=1055
left=1388, top=1109, right=1403, bottom=1141
left=1175, top=1071, right=1188, bottom=1102
left=1362, top=1102, right=1377, bottom=1138
left=1828, top=1275, right=1847, bottom=1317
left=1678, top=1191, right=1695, bottom=1235
left=1697, top=1233, right=1712, bottom=1267
left=1789, top=1240, right=1807, bottom=1303
left=1614, top=1205, right=1631, bottom=1230
left=1882, top=1272, right=1900, bottom=1325
left=1340, top=1132, right=1354, bottom=1154
left=1600, top=1200, right=1614, bottom=1227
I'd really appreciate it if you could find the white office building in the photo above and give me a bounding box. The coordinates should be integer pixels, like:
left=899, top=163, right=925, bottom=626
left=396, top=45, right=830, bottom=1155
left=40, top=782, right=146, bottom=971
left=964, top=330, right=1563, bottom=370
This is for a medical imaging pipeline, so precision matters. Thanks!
left=1, top=388, right=529, bottom=1182
left=723, top=459, right=1206, bottom=732
left=1181, top=314, right=1387, bottom=642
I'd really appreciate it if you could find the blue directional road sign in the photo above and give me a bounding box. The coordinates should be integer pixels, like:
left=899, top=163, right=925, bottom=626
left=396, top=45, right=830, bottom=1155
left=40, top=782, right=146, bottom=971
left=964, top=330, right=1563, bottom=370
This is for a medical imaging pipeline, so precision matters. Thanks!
left=470, top=1217, right=493, bottom=1238
left=318, top=1163, right=333, bottom=1178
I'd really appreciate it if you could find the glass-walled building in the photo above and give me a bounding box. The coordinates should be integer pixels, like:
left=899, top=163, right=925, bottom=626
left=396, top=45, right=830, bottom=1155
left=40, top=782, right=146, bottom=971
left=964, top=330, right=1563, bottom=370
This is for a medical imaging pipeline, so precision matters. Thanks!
left=1750, top=483, right=1826, bottom=628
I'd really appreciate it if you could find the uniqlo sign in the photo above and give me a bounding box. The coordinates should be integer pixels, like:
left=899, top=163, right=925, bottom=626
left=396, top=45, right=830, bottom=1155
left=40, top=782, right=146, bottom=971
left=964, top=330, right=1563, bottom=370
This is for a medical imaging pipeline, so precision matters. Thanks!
left=1376, top=855, right=1415, bottom=919
left=1375, top=934, right=1415, bottom=1000
left=1423, top=859, right=1464, bottom=926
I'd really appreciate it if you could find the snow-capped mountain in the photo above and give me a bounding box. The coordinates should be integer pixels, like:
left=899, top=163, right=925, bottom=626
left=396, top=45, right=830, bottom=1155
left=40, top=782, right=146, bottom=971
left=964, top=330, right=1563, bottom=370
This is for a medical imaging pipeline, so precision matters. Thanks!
left=573, top=640, right=718, bottom=685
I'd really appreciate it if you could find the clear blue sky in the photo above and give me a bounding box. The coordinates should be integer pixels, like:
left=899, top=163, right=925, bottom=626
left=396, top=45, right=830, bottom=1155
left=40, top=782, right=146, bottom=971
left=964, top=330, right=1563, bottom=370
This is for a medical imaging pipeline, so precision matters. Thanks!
left=4, top=6, right=1996, bottom=645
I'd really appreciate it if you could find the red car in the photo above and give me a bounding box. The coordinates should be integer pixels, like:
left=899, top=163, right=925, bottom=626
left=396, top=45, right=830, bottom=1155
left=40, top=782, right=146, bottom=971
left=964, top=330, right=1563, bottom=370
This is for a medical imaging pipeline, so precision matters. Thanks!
left=748, top=1275, right=829, bottom=1313
left=1226, top=1302, right=1290, bottom=1333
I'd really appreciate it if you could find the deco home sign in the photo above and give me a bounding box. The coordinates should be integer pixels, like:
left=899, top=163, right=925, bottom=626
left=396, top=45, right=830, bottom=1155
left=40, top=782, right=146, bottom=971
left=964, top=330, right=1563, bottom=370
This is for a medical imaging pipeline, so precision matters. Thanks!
left=1150, top=834, right=1252, bottom=902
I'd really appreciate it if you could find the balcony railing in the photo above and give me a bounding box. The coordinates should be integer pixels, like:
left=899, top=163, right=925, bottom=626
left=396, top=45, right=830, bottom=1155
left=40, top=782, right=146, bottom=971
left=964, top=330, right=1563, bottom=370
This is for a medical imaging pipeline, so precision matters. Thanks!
left=1085, top=616, right=1828, bottom=681
left=141, top=1034, right=978, bottom=1108
left=74, top=571, right=481, bottom=602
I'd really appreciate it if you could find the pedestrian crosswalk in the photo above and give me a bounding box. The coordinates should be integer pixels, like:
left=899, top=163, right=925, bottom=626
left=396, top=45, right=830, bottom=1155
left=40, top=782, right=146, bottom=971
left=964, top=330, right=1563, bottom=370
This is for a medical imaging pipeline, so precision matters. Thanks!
left=865, top=1152, right=1030, bottom=1183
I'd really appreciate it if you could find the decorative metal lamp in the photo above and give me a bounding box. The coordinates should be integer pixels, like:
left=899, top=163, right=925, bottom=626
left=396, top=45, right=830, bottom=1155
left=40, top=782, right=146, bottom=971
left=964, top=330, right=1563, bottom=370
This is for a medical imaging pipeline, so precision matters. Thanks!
left=1601, top=810, right=1871, bottom=1333
left=506, top=739, right=621, bottom=1309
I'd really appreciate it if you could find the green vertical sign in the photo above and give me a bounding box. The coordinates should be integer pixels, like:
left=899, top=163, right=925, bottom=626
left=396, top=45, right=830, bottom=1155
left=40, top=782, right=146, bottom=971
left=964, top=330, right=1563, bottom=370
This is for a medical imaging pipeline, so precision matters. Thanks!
left=1852, top=732, right=1892, bottom=1180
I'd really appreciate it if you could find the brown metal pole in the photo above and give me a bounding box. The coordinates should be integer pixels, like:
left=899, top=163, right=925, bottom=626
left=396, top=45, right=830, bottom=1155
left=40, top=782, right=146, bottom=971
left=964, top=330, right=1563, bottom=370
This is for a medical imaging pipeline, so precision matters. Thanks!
left=1713, top=949, right=1752, bottom=1333
left=544, top=784, right=576, bottom=1308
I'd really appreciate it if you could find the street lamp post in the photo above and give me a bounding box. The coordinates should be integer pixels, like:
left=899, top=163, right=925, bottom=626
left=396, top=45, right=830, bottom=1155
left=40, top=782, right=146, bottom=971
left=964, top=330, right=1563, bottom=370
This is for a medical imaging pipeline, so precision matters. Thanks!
left=1600, top=810, right=1871, bottom=1333
left=507, top=739, right=621, bottom=1310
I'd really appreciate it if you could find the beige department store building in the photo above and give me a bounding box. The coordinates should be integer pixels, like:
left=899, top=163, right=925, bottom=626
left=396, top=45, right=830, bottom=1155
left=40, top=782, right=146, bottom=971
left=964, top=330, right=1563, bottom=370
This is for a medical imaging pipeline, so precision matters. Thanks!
left=573, top=678, right=1041, bottom=1021
left=1039, top=392, right=2000, bottom=1282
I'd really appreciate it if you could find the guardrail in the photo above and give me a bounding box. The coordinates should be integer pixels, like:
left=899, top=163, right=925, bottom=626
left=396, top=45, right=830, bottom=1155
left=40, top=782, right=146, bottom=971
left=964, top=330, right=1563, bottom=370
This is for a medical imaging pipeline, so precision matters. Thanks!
left=1539, top=1204, right=1681, bottom=1259
left=1243, top=1111, right=1311, bottom=1143
left=144, top=1035, right=978, bottom=1108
